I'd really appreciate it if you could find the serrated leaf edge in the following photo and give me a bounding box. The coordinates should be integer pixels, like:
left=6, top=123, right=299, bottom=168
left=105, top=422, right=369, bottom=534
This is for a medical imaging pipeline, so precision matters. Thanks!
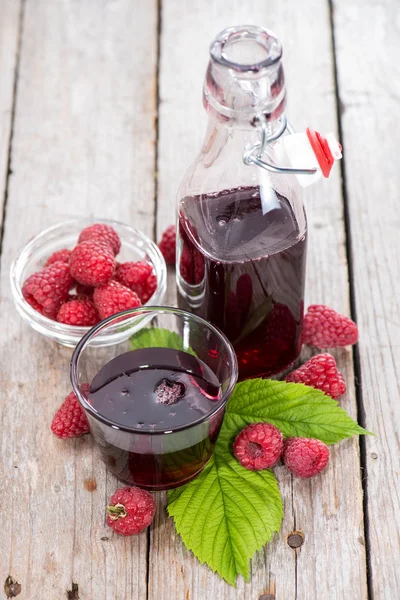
left=168, top=453, right=283, bottom=586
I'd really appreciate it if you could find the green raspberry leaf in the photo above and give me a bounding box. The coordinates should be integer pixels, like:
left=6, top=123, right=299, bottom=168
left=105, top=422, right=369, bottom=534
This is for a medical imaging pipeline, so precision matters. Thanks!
left=226, top=378, right=370, bottom=444
left=168, top=439, right=282, bottom=586
left=130, top=327, right=196, bottom=356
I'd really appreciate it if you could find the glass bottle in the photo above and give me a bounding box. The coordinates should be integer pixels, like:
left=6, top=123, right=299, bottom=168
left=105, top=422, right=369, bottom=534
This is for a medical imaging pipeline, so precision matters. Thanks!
left=176, top=25, right=307, bottom=381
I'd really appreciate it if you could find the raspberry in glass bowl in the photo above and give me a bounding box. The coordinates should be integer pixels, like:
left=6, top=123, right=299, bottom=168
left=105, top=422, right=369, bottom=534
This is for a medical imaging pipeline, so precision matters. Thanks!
left=10, top=219, right=166, bottom=347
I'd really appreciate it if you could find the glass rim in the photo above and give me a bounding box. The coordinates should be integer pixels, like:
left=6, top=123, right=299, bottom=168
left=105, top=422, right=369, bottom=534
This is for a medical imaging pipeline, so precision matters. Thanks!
left=209, top=25, right=282, bottom=73
left=70, top=306, right=239, bottom=435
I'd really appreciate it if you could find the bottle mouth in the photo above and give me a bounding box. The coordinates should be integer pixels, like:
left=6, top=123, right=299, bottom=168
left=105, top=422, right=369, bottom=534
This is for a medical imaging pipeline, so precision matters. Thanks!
left=209, top=25, right=282, bottom=73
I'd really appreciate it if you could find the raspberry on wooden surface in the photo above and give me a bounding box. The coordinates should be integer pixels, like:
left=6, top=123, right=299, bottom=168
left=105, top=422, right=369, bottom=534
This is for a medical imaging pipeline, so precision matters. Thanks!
left=286, top=353, right=346, bottom=399
left=282, top=437, right=330, bottom=478
left=303, top=304, right=358, bottom=349
left=107, top=486, right=156, bottom=536
left=51, top=385, right=90, bottom=439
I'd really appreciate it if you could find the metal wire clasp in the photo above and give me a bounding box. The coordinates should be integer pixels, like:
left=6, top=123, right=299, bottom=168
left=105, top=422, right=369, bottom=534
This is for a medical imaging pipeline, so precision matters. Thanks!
left=243, top=114, right=317, bottom=175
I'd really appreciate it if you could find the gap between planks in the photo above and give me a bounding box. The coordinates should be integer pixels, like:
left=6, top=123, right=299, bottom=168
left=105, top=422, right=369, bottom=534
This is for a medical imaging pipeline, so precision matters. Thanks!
left=0, top=0, right=25, bottom=258
left=152, top=0, right=163, bottom=245
left=327, top=2, right=373, bottom=599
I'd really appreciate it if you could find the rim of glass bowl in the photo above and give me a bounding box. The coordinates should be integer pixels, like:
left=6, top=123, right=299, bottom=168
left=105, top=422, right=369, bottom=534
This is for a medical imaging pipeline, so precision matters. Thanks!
left=70, top=306, right=239, bottom=435
left=10, top=218, right=167, bottom=347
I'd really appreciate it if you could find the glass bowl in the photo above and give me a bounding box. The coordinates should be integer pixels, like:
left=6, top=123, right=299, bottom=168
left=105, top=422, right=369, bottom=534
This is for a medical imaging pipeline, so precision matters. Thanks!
left=71, top=306, right=238, bottom=490
left=10, top=218, right=167, bottom=347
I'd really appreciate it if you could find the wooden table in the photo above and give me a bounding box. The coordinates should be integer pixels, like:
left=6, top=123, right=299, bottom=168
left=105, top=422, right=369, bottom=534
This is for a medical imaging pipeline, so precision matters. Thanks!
left=1, top=1, right=398, bottom=598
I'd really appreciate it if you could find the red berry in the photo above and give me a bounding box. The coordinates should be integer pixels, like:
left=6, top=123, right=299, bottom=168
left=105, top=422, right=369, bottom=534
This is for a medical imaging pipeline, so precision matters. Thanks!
left=286, top=353, right=346, bottom=399
left=141, top=272, right=157, bottom=303
left=265, top=302, right=297, bottom=349
left=78, top=223, right=121, bottom=255
left=24, top=293, right=44, bottom=314
left=51, top=385, right=90, bottom=439
left=282, top=437, right=330, bottom=478
left=115, top=261, right=156, bottom=303
left=193, top=248, right=205, bottom=284
left=44, top=248, right=72, bottom=267
left=22, top=261, right=74, bottom=319
left=233, top=423, right=283, bottom=470
left=57, top=299, right=99, bottom=326
left=179, top=242, right=194, bottom=283
left=303, top=304, right=358, bottom=349
left=158, top=225, right=176, bottom=265
left=69, top=240, right=115, bottom=287
left=93, top=280, right=141, bottom=320
left=107, top=486, right=156, bottom=536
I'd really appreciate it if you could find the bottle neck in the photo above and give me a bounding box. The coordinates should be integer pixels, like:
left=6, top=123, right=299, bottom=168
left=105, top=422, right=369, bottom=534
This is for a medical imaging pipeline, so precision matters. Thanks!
left=201, top=114, right=284, bottom=167
left=204, top=26, right=286, bottom=127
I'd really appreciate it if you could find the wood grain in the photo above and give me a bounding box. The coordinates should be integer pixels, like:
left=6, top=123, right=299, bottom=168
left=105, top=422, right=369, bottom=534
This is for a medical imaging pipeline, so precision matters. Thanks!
left=0, top=0, right=22, bottom=226
left=0, top=0, right=157, bottom=597
left=333, top=1, right=400, bottom=598
left=152, top=1, right=367, bottom=599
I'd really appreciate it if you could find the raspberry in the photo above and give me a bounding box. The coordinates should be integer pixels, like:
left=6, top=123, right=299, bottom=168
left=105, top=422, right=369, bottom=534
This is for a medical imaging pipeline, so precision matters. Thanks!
left=115, top=260, right=152, bottom=289
left=51, top=385, right=90, bottom=439
left=303, top=304, right=358, bottom=349
left=115, top=261, right=156, bottom=303
left=286, top=353, right=346, bottom=399
left=22, top=261, right=73, bottom=319
left=93, top=280, right=141, bottom=320
left=265, top=303, right=297, bottom=350
left=78, top=223, right=121, bottom=255
left=233, top=423, right=283, bottom=470
left=57, top=299, right=99, bottom=326
left=179, top=243, right=194, bottom=283
left=141, top=272, right=157, bottom=303
left=155, top=379, right=185, bottom=405
left=44, top=248, right=72, bottom=267
left=194, top=252, right=204, bottom=284
left=158, top=225, right=176, bottom=265
left=282, top=437, right=330, bottom=478
left=24, top=294, right=44, bottom=314
left=69, top=240, right=115, bottom=287
left=107, top=486, right=156, bottom=535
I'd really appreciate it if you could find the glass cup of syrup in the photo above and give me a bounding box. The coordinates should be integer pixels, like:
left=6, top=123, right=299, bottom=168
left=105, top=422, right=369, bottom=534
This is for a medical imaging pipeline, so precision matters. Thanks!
left=71, top=307, right=238, bottom=491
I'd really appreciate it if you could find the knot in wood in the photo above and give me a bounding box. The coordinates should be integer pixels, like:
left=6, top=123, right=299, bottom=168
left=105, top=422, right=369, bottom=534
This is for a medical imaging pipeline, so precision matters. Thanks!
left=287, top=530, right=305, bottom=548
left=4, top=575, right=21, bottom=598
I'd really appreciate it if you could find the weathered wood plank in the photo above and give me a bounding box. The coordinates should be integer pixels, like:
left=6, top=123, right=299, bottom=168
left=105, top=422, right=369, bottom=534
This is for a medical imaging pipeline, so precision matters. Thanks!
left=0, top=0, right=22, bottom=227
left=0, top=0, right=157, bottom=597
left=333, top=1, right=400, bottom=598
left=152, top=0, right=367, bottom=598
